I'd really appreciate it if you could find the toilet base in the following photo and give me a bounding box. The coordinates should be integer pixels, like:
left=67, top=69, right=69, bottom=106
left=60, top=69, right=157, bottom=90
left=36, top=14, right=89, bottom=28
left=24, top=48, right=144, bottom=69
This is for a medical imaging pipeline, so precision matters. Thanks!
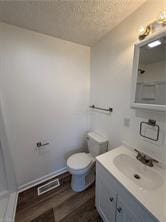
left=71, top=167, right=95, bottom=192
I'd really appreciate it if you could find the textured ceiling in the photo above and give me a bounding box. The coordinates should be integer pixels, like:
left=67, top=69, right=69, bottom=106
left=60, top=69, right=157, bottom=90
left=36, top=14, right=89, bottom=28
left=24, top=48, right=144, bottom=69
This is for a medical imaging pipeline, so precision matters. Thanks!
left=0, top=0, right=146, bottom=46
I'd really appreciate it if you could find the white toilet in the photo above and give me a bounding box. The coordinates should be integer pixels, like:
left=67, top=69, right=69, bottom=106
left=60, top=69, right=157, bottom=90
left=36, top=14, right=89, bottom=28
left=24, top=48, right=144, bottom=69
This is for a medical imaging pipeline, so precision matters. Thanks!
left=67, top=131, right=108, bottom=192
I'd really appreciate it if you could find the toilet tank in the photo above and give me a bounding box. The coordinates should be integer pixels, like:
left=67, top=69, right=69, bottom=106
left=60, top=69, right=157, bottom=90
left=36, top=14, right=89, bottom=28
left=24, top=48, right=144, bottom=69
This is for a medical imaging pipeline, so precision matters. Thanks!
left=87, top=132, right=108, bottom=157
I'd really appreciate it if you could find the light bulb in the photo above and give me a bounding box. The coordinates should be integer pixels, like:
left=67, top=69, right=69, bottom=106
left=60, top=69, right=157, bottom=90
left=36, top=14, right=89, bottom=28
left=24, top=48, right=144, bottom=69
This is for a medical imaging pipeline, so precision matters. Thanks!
left=158, top=10, right=166, bottom=24
left=138, top=26, right=146, bottom=35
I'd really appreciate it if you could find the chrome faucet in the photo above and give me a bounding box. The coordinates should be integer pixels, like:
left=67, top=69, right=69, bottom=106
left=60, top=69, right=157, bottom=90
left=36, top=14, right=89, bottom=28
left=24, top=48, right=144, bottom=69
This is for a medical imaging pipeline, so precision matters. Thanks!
left=134, top=149, right=159, bottom=167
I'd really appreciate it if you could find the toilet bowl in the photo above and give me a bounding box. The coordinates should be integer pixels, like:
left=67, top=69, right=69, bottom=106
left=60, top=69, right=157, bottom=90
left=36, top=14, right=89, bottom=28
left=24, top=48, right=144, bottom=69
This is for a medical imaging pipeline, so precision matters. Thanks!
left=67, top=132, right=108, bottom=192
left=67, top=152, right=95, bottom=192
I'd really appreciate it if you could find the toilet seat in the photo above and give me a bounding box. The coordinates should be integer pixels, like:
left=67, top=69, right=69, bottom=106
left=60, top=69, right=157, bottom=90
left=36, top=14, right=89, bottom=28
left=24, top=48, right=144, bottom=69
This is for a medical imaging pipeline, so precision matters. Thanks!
left=67, top=152, right=94, bottom=173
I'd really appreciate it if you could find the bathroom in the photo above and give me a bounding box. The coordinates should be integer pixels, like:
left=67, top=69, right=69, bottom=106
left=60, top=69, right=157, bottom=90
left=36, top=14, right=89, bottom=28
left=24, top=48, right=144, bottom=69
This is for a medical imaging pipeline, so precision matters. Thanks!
left=0, top=0, right=166, bottom=221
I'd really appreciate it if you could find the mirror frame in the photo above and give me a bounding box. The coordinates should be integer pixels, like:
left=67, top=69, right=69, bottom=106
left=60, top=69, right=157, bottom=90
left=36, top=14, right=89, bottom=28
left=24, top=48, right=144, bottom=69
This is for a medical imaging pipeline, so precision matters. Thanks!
left=131, top=28, right=166, bottom=112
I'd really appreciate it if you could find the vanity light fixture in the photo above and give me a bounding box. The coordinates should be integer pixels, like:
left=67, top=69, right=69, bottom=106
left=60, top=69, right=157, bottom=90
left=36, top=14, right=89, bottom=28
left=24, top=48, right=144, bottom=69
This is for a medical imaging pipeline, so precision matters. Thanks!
left=138, top=25, right=151, bottom=40
left=148, top=40, right=161, bottom=48
left=138, top=9, right=166, bottom=40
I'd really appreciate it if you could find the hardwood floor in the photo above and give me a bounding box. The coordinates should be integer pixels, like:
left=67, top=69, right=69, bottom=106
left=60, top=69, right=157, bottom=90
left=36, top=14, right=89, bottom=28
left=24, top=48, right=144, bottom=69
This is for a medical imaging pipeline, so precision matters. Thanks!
left=31, top=209, right=55, bottom=222
left=15, top=172, right=102, bottom=222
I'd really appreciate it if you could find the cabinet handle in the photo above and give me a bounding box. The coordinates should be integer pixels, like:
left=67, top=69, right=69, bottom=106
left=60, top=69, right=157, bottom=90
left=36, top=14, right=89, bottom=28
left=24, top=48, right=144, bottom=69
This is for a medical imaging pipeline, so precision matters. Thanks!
left=109, top=197, right=114, bottom=202
left=117, top=207, right=122, bottom=213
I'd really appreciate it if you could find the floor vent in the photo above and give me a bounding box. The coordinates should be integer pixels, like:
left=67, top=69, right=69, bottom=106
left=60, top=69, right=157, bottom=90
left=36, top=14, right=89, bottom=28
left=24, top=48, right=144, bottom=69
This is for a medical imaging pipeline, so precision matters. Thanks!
left=37, top=178, right=60, bottom=196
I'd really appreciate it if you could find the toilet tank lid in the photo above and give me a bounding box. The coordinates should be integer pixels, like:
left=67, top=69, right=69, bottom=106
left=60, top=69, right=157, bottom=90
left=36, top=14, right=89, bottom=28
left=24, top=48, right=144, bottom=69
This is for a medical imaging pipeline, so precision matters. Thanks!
left=88, top=132, right=108, bottom=144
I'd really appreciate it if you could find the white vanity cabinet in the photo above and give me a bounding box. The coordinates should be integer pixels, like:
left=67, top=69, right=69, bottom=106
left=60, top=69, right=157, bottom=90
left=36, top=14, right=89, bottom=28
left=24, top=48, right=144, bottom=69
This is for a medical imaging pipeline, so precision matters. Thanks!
left=116, top=197, right=140, bottom=222
left=97, top=176, right=117, bottom=222
left=96, top=161, right=158, bottom=222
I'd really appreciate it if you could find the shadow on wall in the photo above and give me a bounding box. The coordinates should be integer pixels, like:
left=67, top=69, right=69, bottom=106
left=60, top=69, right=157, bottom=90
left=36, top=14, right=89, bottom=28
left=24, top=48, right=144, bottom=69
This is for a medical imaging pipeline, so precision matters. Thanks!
left=64, top=135, right=88, bottom=161
left=0, top=97, right=17, bottom=191
left=135, top=109, right=166, bottom=123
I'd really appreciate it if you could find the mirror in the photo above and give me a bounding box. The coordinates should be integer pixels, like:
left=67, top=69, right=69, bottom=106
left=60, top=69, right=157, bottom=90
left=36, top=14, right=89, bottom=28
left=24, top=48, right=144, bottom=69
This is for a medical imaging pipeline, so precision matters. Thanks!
left=131, top=31, right=166, bottom=111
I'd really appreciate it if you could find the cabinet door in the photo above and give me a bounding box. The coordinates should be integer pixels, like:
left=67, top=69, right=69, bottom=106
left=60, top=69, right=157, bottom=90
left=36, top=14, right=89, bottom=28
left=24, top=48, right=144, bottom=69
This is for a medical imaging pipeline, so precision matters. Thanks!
left=116, top=197, right=140, bottom=222
left=97, top=179, right=117, bottom=222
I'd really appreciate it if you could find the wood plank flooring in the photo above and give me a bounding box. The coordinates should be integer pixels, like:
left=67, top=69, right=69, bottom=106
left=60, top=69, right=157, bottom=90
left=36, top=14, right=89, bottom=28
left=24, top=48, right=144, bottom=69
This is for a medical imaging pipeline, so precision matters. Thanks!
left=15, top=172, right=102, bottom=222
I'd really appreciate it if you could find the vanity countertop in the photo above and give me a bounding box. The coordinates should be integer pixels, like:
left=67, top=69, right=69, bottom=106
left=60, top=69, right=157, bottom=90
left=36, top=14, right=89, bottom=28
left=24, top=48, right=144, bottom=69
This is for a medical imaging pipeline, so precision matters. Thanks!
left=96, top=145, right=166, bottom=222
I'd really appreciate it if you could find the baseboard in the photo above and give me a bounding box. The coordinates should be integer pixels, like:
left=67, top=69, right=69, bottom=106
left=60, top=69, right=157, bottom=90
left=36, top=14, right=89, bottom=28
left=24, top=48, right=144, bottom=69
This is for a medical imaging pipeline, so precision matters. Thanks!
left=18, top=167, right=68, bottom=193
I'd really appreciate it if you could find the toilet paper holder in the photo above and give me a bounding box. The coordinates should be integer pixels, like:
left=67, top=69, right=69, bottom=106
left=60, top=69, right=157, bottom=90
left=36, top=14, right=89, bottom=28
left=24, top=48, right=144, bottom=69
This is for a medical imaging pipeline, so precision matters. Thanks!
left=36, top=141, right=49, bottom=148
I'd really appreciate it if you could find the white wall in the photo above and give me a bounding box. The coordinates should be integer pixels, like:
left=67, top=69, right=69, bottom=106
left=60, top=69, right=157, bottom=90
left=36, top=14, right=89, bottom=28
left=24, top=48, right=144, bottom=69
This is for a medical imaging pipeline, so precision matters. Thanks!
left=0, top=145, right=7, bottom=194
left=0, top=23, right=90, bottom=187
left=91, top=0, right=166, bottom=163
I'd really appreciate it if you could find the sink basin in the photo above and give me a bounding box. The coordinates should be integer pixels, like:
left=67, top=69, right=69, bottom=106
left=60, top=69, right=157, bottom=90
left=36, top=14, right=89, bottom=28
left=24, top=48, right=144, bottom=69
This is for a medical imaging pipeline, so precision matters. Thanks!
left=113, top=153, right=164, bottom=190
